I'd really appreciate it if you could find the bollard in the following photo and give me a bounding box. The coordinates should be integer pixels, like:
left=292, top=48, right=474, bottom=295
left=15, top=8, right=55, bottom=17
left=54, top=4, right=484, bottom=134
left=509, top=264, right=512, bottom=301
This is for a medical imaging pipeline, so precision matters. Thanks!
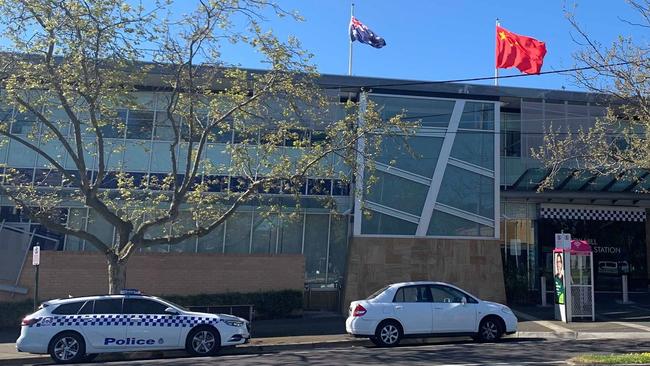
left=540, top=276, right=547, bottom=306
left=622, top=274, right=629, bottom=304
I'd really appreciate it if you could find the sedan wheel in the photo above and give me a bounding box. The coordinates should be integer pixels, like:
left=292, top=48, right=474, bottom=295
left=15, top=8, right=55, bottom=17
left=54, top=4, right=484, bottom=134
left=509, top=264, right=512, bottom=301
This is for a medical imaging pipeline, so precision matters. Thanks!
left=186, top=327, right=220, bottom=356
left=49, top=333, right=85, bottom=364
left=477, top=318, right=503, bottom=342
left=374, top=321, right=401, bottom=347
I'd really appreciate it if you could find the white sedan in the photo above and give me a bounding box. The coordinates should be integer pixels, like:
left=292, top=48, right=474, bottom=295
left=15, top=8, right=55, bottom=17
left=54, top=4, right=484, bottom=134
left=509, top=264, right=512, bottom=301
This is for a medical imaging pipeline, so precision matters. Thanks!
left=16, top=291, right=250, bottom=364
left=346, top=281, right=517, bottom=346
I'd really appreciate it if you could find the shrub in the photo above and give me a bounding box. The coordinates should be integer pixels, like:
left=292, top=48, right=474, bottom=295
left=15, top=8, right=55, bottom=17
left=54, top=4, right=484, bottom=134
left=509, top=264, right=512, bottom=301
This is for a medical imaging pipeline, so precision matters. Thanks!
left=164, top=289, right=303, bottom=319
left=0, top=300, right=33, bottom=329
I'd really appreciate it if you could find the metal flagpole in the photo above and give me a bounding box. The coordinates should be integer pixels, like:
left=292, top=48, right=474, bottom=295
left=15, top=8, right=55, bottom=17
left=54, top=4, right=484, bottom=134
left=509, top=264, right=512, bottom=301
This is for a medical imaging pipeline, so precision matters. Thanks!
left=495, top=18, right=500, bottom=86
left=348, top=2, right=355, bottom=76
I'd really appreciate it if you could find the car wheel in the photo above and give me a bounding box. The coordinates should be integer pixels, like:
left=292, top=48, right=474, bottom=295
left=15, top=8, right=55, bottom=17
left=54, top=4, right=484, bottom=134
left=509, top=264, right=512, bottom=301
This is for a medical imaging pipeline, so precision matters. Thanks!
left=49, top=332, right=86, bottom=364
left=476, top=317, right=503, bottom=342
left=374, top=320, right=402, bottom=347
left=186, top=326, right=221, bottom=356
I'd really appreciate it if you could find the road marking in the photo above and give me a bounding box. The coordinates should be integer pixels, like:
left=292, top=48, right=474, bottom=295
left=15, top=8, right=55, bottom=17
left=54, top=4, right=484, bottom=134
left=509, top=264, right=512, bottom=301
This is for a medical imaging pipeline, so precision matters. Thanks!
left=612, top=321, right=650, bottom=332
left=514, top=310, right=575, bottom=334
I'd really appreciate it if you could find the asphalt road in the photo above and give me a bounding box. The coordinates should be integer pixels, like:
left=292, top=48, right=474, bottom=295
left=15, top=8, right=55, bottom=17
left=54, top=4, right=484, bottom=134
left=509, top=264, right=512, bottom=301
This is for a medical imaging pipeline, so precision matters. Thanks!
left=25, top=338, right=650, bottom=366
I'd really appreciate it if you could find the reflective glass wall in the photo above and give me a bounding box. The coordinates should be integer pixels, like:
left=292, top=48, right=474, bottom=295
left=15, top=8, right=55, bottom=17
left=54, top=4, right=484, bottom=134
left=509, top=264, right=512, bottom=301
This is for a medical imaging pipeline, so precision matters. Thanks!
left=357, top=94, right=499, bottom=238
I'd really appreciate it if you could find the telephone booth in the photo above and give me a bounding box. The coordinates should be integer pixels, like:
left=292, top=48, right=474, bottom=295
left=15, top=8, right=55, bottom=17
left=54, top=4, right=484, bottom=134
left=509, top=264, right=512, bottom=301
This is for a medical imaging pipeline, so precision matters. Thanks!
left=554, top=239, right=595, bottom=322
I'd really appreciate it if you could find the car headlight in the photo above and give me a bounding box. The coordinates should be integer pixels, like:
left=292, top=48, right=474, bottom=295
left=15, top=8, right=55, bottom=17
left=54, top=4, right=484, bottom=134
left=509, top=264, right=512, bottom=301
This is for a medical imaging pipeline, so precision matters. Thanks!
left=501, top=306, right=513, bottom=314
left=223, top=319, right=245, bottom=327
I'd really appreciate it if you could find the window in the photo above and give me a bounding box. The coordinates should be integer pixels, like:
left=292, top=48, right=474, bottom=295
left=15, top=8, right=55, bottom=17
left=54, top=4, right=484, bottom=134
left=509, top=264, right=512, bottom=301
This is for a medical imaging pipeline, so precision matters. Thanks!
left=100, top=109, right=126, bottom=138
left=126, top=110, right=154, bottom=139
left=393, top=285, right=433, bottom=303
left=123, top=298, right=169, bottom=314
left=93, top=298, right=123, bottom=314
left=501, top=111, right=521, bottom=157
left=77, top=300, right=94, bottom=314
left=429, top=285, right=477, bottom=303
left=52, top=301, right=85, bottom=315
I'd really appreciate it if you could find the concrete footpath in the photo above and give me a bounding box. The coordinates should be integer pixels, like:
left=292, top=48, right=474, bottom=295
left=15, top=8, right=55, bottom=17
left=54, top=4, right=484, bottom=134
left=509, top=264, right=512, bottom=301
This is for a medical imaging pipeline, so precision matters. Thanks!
left=2, top=309, right=650, bottom=365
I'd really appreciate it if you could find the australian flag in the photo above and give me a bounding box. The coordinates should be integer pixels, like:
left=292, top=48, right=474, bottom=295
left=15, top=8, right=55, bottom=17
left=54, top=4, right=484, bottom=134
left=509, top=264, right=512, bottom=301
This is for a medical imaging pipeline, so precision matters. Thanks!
left=349, top=16, right=386, bottom=49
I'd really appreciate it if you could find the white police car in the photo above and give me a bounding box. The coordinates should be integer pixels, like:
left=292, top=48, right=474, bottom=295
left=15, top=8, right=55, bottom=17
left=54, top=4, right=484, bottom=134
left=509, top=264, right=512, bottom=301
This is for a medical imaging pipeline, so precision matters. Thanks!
left=16, top=290, right=250, bottom=364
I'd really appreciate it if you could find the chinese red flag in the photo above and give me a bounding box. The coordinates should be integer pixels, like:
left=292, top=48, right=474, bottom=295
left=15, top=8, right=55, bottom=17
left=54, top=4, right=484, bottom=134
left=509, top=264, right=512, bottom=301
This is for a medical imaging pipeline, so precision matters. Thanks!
left=496, top=26, right=547, bottom=75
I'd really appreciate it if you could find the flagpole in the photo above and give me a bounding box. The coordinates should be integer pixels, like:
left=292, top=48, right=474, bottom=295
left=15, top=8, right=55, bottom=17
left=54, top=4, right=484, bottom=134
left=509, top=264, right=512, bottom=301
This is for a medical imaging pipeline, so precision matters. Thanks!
left=495, top=18, right=500, bottom=86
left=348, top=2, right=354, bottom=76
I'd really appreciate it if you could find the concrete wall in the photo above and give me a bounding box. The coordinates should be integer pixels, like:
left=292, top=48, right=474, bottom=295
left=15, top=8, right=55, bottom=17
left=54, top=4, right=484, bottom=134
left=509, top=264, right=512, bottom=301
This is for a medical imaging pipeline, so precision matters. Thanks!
left=0, top=252, right=304, bottom=302
left=343, top=237, right=506, bottom=309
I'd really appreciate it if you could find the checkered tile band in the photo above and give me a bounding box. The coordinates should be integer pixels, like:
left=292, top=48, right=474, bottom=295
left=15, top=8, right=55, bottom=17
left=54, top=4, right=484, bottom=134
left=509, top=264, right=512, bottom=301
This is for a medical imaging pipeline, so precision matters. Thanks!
left=540, top=207, right=646, bottom=222
left=33, top=314, right=219, bottom=328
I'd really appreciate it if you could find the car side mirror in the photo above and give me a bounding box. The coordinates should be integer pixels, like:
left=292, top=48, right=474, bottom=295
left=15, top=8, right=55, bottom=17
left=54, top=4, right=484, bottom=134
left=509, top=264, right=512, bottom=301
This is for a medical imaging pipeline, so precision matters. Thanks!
left=164, top=307, right=179, bottom=316
left=461, top=297, right=467, bottom=305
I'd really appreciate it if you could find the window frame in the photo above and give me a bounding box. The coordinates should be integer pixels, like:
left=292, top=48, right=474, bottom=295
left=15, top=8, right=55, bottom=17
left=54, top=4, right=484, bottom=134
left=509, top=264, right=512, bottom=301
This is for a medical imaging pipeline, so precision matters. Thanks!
left=392, top=285, right=434, bottom=303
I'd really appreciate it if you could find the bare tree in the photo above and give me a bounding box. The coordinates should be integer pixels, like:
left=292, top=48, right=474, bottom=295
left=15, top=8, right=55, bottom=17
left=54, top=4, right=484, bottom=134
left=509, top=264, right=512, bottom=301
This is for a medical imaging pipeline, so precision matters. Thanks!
left=0, top=0, right=414, bottom=293
left=533, top=1, right=650, bottom=189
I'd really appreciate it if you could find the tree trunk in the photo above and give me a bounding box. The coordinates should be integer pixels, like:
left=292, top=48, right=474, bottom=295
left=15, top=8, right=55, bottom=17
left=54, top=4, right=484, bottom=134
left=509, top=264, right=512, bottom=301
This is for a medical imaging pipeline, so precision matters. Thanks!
left=107, top=255, right=127, bottom=294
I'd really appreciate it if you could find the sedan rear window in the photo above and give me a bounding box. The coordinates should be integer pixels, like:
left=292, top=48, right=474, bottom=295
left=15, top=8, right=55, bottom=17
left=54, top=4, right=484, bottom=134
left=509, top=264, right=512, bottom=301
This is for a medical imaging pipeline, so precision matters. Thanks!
left=51, top=301, right=85, bottom=315
left=366, top=286, right=389, bottom=300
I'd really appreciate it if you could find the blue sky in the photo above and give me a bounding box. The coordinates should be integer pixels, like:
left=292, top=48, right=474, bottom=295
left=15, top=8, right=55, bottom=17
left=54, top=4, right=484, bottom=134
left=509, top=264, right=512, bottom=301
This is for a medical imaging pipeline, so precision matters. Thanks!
left=203, top=0, right=647, bottom=91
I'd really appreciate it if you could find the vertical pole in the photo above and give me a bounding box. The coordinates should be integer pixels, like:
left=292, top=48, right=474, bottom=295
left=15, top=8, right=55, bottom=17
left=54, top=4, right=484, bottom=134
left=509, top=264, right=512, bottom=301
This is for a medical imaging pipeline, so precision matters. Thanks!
left=540, top=275, right=547, bottom=307
left=33, top=265, right=39, bottom=311
left=495, top=18, right=500, bottom=86
left=622, top=274, right=629, bottom=304
left=348, top=3, right=355, bottom=76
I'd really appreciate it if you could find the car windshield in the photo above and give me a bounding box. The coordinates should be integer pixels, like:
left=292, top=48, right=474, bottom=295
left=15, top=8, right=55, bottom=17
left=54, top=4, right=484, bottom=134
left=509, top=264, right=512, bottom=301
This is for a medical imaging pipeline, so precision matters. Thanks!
left=366, top=285, right=390, bottom=300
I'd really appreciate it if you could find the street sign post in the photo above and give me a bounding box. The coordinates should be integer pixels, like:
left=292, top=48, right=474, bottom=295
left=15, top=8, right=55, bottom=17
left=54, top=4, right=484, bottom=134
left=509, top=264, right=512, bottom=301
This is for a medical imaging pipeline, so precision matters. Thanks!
left=32, top=246, right=40, bottom=311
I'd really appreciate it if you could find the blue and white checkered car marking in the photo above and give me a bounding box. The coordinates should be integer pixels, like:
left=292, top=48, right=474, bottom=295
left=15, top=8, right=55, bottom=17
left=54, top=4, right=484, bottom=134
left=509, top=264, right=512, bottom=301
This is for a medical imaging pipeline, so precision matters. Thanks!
left=32, top=315, right=219, bottom=328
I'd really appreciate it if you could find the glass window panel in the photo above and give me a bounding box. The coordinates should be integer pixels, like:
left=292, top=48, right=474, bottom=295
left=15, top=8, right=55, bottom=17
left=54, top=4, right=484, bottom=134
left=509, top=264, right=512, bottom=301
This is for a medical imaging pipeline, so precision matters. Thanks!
left=153, top=112, right=176, bottom=141
left=361, top=210, right=417, bottom=235
left=437, top=165, right=494, bottom=219
left=65, top=139, right=95, bottom=170
left=197, top=224, right=224, bottom=253
left=99, top=139, right=125, bottom=170
left=0, top=137, right=8, bottom=165
left=142, top=218, right=170, bottom=253
left=65, top=208, right=86, bottom=251
left=7, top=141, right=37, bottom=167
left=224, top=212, right=252, bottom=253
left=52, top=301, right=85, bottom=315
left=126, top=110, right=154, bottom=139
left=11, top=110, right=40, bottom=134
left=43, top=106, right=71, bottom=136
left=376, top=136, right=442, bottom=178
left=328, top=214, right=348, bottom=283
left=170, top=211, right=197, bottom=253
left=370, top=95, right=455, bottom=128
left=100, top=109, right=126, bottom=138
left=151, top=142, right=173, bottom=172
left=303, top=214, right=329, bottom=282
left=427, top=210, right=479, bottom=236
left=501, top=112, right=521, bottom=157
left=123, top=140, right=151, bottom=172
left=365, top=171, right=428, bottom=216
left=123, top=299, right=168, bottom=314
left=451, top=130, right=494, bottom=170
left=203, top=143, right=230, bottom=174
left=36, top=139, right=67, bottom=168
left=278, top=214, right=303, bottom=254
left=459, top=102, right=494, bottom=130
left=251, top=212, right=278, bottom=254
left=84, top=209, right=114, bottom=251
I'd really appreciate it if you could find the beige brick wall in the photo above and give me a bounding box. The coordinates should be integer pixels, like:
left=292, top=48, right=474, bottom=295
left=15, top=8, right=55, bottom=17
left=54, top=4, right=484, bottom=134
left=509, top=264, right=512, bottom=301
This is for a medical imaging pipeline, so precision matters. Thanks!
left=343, top=236, right=506, bottom=310
left=0, top=252, right=304, bottom=303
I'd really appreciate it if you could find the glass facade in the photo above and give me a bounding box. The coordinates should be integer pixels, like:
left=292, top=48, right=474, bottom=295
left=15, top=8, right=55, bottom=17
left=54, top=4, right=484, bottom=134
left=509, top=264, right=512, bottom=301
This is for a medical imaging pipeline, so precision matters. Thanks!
left=0, top=92, right=351, bottom=284
left=359, top=94, right=499, bottom=238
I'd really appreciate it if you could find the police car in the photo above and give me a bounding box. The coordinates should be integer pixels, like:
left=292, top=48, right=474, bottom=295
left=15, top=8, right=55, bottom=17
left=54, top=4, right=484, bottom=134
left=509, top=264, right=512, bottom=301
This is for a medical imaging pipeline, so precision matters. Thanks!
left=16, top=290, right=250, bottom=364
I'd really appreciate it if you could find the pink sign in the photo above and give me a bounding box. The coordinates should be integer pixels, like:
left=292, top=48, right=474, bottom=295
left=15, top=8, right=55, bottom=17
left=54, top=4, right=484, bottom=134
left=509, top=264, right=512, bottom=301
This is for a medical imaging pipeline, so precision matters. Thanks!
left=570, top=239, right=591, bottom=252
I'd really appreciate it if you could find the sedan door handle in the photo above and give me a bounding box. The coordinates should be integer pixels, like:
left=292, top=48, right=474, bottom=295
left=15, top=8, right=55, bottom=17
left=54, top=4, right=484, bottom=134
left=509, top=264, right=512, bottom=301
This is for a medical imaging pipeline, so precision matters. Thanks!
left=395, top=306, right=403, bottom=310
left=434, top=307, right=442, bottom=310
